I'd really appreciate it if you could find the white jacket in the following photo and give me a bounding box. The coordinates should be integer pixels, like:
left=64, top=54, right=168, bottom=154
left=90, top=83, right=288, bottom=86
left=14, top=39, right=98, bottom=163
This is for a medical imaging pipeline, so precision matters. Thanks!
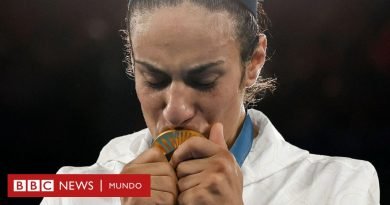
left=41, top=109, right=380, bottom=205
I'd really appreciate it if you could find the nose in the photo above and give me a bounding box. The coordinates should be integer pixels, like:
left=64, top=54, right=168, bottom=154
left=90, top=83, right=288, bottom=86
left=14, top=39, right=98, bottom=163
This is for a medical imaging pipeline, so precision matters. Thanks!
left=163, top=82, right=195, bottom=127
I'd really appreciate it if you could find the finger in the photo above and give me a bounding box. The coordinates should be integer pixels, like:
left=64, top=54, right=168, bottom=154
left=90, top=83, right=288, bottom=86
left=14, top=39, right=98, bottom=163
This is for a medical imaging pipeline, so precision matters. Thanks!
left=150, top=190, right=176, bottom=205
left=121, top=190, right=176, bottom=205
left=170, top=137, right=221, bottom=168
left=151, top=175, right=178, bottom=198
left=178, top=186, right=212, bottom=205
left=121, top=162, right=176, bottom=179
left=177, top=172, right=202, bottom=192
left=208, top=123, right=228, bottom=150
left=131, top=147, right=168, bottom=164
left=176, top=158, right=208, bottom=178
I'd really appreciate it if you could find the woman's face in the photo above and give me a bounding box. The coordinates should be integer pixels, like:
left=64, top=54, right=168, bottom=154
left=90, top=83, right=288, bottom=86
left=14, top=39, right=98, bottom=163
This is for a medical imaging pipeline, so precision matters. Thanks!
left=132, top=2, right=251, bottom=146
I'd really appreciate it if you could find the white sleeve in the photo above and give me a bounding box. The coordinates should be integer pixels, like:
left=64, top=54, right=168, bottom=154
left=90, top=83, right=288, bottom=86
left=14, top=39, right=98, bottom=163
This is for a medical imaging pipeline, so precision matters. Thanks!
left=337, top=162, right=380, bottom=205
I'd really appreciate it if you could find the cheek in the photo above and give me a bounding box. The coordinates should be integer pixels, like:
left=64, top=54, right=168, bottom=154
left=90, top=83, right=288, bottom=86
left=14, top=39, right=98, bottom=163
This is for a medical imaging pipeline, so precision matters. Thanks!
left=135, top=80, right=164, bottom=124
left=135, top=74, right=160, bottom=106
left=200, top=80, right=243, bottom=120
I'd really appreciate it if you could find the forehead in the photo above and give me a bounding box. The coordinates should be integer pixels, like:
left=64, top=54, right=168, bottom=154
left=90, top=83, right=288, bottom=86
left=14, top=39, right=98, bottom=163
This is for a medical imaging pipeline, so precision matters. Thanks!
left=131, top=2, right=236, bottom=37
left=130, top=2, right=240, bottom=69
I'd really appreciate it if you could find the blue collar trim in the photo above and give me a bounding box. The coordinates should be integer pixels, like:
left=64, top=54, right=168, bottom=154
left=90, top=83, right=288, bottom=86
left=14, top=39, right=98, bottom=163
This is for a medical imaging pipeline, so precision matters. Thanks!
left=229, top=113, right=253, bottom=167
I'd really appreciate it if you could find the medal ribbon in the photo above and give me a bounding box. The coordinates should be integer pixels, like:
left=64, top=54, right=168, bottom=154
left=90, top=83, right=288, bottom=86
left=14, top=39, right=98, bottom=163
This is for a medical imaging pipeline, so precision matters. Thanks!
left=229, top=113, right=253, bottom=167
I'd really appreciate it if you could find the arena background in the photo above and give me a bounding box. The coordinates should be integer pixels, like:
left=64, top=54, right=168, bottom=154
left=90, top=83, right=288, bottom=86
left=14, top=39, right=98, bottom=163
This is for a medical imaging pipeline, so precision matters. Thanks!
left=1, top=0, right=389, bottom=204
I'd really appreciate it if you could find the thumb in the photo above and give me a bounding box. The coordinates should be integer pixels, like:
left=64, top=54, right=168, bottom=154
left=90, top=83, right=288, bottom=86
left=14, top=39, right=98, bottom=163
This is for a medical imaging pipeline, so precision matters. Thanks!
left=209, top=123, right=228, bottom=150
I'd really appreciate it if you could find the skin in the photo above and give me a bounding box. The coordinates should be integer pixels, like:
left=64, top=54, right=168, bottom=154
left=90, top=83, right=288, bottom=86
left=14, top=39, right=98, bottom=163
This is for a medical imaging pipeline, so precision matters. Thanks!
left=121, top=2, right=267, bottom=205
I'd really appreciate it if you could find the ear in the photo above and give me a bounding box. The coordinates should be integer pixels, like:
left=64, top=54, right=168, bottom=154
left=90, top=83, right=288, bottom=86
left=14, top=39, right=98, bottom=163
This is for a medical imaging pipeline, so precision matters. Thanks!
left=244, top=35, right=267, bottom=87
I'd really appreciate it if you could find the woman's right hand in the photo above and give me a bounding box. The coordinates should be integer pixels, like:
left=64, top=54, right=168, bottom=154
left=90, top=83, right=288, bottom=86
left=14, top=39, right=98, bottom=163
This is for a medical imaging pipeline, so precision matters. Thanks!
left=120, top=147, right=178, bottom=205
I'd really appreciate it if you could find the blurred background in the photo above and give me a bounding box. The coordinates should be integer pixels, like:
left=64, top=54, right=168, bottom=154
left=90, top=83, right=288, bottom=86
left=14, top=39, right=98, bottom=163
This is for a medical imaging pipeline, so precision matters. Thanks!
left=0, top=0, right=388, bottom=204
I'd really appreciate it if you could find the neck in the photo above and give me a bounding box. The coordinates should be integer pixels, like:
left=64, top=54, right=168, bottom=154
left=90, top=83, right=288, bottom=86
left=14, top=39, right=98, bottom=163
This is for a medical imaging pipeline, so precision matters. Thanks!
left=227, top=105, right=247, bottom=148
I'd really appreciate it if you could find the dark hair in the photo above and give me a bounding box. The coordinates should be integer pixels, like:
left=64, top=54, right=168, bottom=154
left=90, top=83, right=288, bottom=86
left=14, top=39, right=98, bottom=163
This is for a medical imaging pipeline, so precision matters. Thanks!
left=123, top=0, right=276, bottom=106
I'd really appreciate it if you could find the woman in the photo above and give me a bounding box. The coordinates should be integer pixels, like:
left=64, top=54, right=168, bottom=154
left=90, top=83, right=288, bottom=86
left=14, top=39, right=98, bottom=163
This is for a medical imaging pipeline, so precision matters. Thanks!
left=42, top=0, right=380, bottom=204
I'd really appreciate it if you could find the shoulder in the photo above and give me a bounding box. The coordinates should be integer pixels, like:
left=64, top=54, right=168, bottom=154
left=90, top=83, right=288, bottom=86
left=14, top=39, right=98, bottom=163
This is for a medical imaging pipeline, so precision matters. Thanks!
left=40, top=131, right=152, bottom=205
left=300, top=154, right=380, bottom=204
left=304, top=154, right=379, bottom=188
left=54, top=128, right=152, bottom=175
left=303, top=154, right=379, bottom=186
left=244, top=109, right=380, bottom=204
left=305, top=153, right=377, bottom=174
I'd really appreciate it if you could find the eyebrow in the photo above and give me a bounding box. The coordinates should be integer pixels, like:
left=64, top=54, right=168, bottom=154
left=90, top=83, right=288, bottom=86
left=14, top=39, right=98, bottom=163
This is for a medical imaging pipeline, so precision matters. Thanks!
left=186, top=60, right=225, bottom=76
left=135, top=60, right=167, bottom=76
left=135, top=59, right=225, bottom=76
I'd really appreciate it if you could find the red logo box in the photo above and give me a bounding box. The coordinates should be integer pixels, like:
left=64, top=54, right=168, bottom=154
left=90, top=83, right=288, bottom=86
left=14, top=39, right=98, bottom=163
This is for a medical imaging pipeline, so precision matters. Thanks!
left=8, top=174, right=150, bottom=197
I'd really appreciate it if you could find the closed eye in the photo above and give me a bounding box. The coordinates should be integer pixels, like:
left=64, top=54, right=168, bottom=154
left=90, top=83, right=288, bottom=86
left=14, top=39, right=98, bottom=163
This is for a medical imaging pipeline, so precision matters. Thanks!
left=135, top=60, right=171, bottom=90
left=184, top=62, right=224, bottom=92
left=135, top=59, right=225, bottom=92
left=186, top=75, right=219, bottom=92
left=143, top=72, right=171, bottom=90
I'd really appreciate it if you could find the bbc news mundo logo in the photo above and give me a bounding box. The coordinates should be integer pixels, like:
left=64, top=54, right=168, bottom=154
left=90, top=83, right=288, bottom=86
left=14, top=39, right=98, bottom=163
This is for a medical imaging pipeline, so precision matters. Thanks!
left=8, top=174, right=150, bottom=197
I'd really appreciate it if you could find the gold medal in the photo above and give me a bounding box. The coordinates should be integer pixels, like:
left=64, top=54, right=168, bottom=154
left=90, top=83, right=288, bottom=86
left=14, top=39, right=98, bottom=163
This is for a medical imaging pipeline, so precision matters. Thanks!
left=152, top=129, right=204, bottom=160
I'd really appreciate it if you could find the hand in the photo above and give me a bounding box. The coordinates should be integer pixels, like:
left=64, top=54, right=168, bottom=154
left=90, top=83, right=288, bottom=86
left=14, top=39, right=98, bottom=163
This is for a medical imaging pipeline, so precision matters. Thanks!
left=170, top=123, right=244, bottom=205
left=120, top=147, right=178, bottom=205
